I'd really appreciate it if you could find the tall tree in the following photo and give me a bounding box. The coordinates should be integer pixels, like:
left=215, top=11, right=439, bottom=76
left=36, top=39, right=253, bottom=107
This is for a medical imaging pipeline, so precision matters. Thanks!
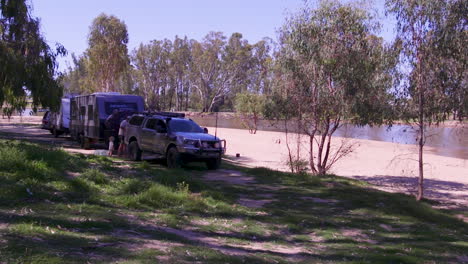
left=171, top=36, right=192, bottom=111
left=60, top=53, right=91, bottom=94
left=191, top=32, right=226, bottom=112
left=87, top=13, right=129, bottom=93
left=275, top=0, right=397, bottom=175
left=249, top=38, right=274, bottom=95
left=386, top=0, right=467, bottom=200
left=0, top=0, right=66, bottom=113
left=131, top=39, right=172, bottom=110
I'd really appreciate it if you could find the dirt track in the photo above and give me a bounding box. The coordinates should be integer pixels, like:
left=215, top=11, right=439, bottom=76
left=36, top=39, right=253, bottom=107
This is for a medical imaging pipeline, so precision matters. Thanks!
left=1, top=116, right=467, bottom=213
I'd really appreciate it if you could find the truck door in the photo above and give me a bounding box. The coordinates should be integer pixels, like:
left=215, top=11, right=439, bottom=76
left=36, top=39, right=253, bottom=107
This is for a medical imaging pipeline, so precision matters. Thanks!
left=141, top=118, right=157, bottom=152
left=153, top=119, right=168, bottom=154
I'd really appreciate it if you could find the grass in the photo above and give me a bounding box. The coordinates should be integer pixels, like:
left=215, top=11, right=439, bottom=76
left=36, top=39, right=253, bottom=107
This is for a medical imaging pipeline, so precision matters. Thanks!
left=0, top=138, right=467, bottom=263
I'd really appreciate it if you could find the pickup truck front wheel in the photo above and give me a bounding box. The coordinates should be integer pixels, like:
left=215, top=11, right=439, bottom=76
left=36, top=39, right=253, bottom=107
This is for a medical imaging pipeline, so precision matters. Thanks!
left=167, top=147, right=183, bottom=169
left=128, top=141, right=142, bottom=161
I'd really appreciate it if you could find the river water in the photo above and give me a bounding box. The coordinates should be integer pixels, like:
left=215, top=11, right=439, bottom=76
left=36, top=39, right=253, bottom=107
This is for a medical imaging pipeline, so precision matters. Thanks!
left=190, top=115, right=468, bottom=160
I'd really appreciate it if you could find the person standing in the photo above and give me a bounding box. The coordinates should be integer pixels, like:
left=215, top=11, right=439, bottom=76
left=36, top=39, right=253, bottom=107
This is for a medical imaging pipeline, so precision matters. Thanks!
left=105, top=109, right=120, bottom=137
left=117, top=116, right=129, bottom=157
left=108, top=136, right=115, bottom=156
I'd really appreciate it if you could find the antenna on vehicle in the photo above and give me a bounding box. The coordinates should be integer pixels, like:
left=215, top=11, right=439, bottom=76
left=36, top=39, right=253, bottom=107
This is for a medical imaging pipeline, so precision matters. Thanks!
left=215, top=111, right=218, bottom=139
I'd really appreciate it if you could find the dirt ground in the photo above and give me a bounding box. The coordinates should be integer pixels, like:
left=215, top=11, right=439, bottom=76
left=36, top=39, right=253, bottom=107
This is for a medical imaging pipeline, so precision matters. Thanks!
left=1, top=116, right=467, bottom=212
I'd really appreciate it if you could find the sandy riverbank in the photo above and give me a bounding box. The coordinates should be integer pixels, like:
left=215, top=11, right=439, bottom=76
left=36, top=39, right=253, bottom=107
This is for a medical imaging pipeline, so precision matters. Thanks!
left=209, top=126, right=468, bottom=209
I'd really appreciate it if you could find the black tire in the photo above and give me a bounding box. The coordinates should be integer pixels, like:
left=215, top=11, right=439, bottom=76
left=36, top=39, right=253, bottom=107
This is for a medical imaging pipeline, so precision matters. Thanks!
left=206, top=156, right=221, bottom=170
left=166, top=147, right=182, bottom=169
left=128, top=141, right=142, bottom=161
left=53, top=127, right=59, bottom=138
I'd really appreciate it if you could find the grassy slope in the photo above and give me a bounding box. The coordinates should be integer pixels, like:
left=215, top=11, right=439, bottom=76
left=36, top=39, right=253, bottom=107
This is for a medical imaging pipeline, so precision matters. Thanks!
left=0, top=139, right=466, bottom=263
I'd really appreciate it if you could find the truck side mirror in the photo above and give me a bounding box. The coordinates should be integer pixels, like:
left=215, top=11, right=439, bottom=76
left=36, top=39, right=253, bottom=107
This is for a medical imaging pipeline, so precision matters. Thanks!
left=203, top=128, right=208, bottom=134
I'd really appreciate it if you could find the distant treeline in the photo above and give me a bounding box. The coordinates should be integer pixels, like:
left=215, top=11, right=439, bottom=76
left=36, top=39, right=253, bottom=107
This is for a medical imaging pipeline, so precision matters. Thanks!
left=61, top=16, right=273, bottom=113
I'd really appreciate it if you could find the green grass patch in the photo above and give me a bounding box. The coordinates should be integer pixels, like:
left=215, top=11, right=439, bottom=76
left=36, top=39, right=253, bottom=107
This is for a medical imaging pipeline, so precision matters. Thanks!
left=0, top=138, right=467, bottom=263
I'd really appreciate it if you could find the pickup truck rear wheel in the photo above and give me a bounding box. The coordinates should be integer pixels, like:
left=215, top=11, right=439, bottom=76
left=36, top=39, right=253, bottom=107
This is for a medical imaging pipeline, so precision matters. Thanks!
left=206, top=156, right=221, bottom=170
left=128, top=141, right=142, bottom=161
left=167, top=147, right=182, bottom=169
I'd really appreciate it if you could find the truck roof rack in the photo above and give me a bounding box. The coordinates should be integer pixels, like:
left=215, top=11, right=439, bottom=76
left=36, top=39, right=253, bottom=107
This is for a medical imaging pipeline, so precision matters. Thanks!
left=136, top=111, right=185, bottom=118
left=154, top=112, right=185, bottom=118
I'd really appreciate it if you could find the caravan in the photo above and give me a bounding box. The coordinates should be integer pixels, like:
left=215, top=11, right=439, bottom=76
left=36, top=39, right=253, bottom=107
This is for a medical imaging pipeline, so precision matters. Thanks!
left=69, top=93, right=144, bottom=148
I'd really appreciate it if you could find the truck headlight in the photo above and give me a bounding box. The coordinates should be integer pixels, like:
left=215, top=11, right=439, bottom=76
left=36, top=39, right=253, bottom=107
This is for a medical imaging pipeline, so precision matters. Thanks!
left=184, top=139, right=199, bottom=146
left=214, top=142, right=221, bottom=148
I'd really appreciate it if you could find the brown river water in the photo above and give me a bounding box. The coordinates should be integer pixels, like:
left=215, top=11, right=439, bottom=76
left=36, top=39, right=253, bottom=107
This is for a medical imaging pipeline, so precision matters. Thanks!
left=190, top=115, right=468, bottom=160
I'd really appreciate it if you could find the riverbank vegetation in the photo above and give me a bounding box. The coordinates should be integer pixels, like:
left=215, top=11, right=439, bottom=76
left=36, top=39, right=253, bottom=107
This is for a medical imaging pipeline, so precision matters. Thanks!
left=0, top=139, right=467, bottom=263
left=1, top=1, right=466, bottom=199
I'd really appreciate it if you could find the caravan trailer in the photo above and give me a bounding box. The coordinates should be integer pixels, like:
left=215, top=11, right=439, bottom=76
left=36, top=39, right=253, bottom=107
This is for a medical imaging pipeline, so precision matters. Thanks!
left=70, top=93, right=144, bottom=148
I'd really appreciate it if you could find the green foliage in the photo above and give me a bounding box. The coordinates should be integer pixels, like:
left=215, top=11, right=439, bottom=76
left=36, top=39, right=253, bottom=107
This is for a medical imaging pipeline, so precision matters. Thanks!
left=61, top=13, right=130, bottom=94
left=0, top=0, right=66, bottom=113
left=274, top=0, right=398, bottom=174
left=386, top=0, right=467, bottom=200
left=63, top=30, right=273, bottom=112
left=234, top=92, right=266, bottom=133
left=87, top=13, right=130, bottom=92
left=387, top=0, right=467, bottom=123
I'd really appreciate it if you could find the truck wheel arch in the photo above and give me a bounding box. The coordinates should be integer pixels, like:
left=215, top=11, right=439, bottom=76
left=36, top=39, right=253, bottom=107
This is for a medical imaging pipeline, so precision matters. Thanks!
left=166, top=143, right=177, bottom=156
left=128, top=136, right=138, bottom=145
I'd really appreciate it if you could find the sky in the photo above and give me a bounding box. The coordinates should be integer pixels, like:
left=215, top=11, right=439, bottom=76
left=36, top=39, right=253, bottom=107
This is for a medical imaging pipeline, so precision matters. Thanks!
left=32, top=0, right=396, bottom=71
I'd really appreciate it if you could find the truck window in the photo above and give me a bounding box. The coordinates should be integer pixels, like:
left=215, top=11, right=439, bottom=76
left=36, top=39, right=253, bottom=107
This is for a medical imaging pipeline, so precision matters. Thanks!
left=145, top=119, right=156, bottom=130
left=155, top=120, right=167, bottom=133
left=168, top=119, right=203, bottom=133
left=88, top=105, right=94, bottom=120
left=129, top=116, right=144, bottom=126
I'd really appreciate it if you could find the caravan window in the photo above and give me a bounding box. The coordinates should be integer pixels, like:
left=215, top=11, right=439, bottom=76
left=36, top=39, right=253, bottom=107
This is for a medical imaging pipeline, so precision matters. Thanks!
left=80, top=106, right=86, bottom=120
left=88, top=105, right=94, bottom=120
left=104, top=102, right=138, bottom=115
left=71, top=101, right=78, bottom=119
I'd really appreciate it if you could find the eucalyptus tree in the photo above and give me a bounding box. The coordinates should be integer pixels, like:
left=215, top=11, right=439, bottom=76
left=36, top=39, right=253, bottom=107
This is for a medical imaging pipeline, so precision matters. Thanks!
left=276, top=0, right=397, bottom=175
left=87, top=13, right=129, bottom=93
left=171, top=36, right=192, bottom=111
left=249, top=38, right=274, bottom=95
left=221, top=33, right=253, bottom=109
left=0, top=0, right=66, bottom=113
left=190, top=32, right=226, bottom=112
left=386, top=0, right=467, bottom=200
left=61, top=53, right=91, bottom=94
left=132, top=40, right=168, bottom=110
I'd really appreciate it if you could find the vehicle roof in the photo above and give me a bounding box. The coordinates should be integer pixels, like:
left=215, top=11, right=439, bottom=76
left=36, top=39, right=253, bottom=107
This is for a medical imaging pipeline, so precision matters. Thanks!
left=73, top=93, right=142, bottom=98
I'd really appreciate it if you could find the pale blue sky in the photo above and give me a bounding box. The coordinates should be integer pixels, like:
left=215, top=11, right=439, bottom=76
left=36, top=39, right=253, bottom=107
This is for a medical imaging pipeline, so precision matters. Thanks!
left=32, top=0, right=395, bottom=71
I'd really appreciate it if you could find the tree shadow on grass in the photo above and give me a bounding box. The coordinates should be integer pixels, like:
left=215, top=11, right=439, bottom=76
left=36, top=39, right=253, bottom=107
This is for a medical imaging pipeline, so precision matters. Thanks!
left=351, top=175, right=468, bottom=211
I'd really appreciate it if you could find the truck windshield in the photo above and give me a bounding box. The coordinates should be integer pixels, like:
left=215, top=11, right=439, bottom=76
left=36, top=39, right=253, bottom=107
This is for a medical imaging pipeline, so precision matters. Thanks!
left=168, top=119, right=204, bottom=133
